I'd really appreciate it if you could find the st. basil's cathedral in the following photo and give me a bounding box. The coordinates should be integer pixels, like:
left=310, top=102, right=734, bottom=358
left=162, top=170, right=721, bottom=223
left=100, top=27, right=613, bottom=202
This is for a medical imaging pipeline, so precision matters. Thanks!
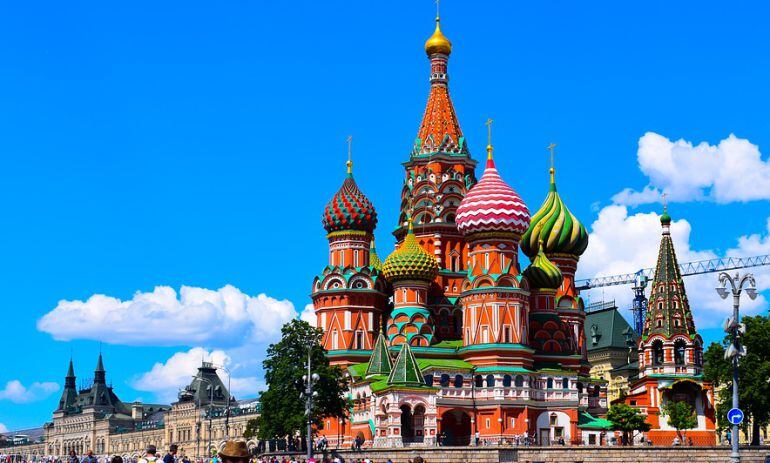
left=311, top=15, right=716, bottom=447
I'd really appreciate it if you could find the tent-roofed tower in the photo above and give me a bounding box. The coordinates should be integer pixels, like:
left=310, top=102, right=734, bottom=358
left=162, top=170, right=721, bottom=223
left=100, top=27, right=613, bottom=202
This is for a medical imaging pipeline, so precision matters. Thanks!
left=56, top=359, right=78, bottom=412
left=394, top=14, right=477, bottom=342
left=621, top=207, right=715, bottom=445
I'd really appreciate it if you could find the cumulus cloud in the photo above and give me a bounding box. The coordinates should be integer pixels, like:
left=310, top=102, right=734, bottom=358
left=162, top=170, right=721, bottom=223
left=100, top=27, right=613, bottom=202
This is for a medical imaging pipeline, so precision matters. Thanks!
left=37, top=285, right=297, bottom=347
left=132, top=347, right=263, bottom=403
left=612, top=132, right=770, bottom=205
left=300, top=303, right=317, bottom=327
left=0, top=380, right=59, bottom=404
left=579, top=205, right=770, bottom=329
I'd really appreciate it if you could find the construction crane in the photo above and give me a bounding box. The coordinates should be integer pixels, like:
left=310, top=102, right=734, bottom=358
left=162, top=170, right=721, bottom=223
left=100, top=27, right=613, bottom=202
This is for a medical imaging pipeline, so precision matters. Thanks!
left=575, top=254, right=770, bottom=335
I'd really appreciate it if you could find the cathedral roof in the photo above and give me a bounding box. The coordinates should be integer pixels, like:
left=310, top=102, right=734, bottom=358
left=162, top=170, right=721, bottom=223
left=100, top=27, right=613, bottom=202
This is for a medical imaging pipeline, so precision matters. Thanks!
left=322, top=164, right=377, bottom=234
left=365, top=333, right=392, bottom=377
left=456, top=149, right=529, bottom=236
left=521, top=168, right=588, bottom=259
left=642, top=208, right=697, bottom=340
left=522, top=243, right=563, bottom=290
left=382, top=220, right=439, bottom=283
left=369, top=238, right=383, bottom=270
left=387, top=343, right=425, bottom=387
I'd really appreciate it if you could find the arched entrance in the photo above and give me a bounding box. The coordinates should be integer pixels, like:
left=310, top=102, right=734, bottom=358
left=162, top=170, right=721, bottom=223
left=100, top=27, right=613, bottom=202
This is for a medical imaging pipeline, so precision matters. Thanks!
left=439, top=410, right=471, bottom=446
left=400, top=404, right=414, bottom=443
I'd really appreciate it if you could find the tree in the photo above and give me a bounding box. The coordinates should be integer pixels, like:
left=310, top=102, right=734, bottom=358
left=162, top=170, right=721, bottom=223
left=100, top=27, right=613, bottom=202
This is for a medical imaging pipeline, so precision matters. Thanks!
left=662, top=401, right=697, bottom=442
left=256, top=319, right=349, bottom=441
left=606, top=403, right=651, bottom=446
left=243, top=418, right=259, bottom=440
left=704, top=315, right=770, bottom=445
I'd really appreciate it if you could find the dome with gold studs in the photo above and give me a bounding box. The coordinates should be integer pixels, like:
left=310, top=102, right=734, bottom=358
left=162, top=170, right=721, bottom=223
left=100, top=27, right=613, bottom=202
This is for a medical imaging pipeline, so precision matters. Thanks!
left=382, top=220, right=439, bottom=282
left=425, top=17, right=452, bottom=56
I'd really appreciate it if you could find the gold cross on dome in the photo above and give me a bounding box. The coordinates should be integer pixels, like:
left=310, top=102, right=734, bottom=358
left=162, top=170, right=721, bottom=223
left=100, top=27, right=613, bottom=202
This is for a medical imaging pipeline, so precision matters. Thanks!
left=346, top=135, right=353, bottom=174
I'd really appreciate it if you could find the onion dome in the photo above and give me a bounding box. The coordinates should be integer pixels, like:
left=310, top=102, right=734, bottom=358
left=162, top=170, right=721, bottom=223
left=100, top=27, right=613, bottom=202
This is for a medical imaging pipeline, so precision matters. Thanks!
left=521, top=168, right=588, bottom=258
left=382, top=220, right=439, bottom=283
left=456, top=147, right=530, bottom=236
left=369, top=238, right=382, bottom=270
left=522, top=241, right=564, bottom=290
left=425, top=17, right=452, bottom=56
left=660, top=205, right=671, bottom=226
left=322, top=161, right=378, bottom=234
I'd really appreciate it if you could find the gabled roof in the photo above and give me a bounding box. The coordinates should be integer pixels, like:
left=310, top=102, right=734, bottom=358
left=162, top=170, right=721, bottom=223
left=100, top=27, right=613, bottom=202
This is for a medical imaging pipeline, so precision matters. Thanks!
left=585, top=306, right=638, bottom=351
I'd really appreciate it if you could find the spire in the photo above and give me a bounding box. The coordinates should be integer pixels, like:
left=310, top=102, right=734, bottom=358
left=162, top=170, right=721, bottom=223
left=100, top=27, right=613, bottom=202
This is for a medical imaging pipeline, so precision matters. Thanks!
left=387, top=343, right=425, bottom=386
left=369, top=237, right=382, bottom=270
left=413, top=11, right=466, bottom=157
left=346, top=135, right=353, bottom=176
left=547, top=142, right=557, bottom=186
left=486, top=118, right=494, bottom=163
left=94, top=353, right=106, bottom=384
left=66, top=358, right=75, bottom=379
left=365, top=333, right=392, bottom=377
left=58, top=359, right=78, bottom=411
left=643, top=206, right=696, bottom=340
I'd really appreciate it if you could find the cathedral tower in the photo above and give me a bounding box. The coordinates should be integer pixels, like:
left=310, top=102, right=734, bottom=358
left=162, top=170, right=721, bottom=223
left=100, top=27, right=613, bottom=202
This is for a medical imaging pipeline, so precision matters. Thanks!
left=312, top=158, right=389, bottom=366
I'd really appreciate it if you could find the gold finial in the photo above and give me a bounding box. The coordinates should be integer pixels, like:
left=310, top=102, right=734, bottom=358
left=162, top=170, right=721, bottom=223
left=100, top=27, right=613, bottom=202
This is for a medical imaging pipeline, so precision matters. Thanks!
left=547, top=142, right=557, bottom=183
left=485, top=118, right=494, bottom=159
left=346, top=135, right=353, bottom=175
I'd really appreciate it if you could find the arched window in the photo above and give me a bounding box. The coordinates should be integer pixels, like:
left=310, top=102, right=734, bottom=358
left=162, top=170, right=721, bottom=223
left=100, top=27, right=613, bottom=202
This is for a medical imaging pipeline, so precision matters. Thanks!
left=514, top=375, right=524, bottom=388
left=440, top=374, right=450, bottom=387
left=674, top=339, right=687, bottom=365
left=454, top=374, right=464, bottom=388
left=502, top=374, right=512, bottom=387
left=486, top=374, right=495, bottom=387
left=474, top=375, right=483, bottom=387
left=546, top=378, right=554, bottom=389
left=562, top=378, right=569, bottom=389
left=423, top=374, right=434, bottom=386
left=652, top=340, right=664, bottom=366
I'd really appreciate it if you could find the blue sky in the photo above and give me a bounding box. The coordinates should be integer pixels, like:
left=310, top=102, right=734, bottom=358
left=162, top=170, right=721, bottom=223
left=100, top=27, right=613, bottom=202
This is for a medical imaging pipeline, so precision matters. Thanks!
left=1, top=0, right=770, bottom=430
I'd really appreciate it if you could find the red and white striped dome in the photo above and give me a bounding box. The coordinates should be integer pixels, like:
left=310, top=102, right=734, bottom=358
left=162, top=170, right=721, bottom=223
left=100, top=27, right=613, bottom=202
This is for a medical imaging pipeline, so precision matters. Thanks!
left=456, top=156, right=530, bottom=236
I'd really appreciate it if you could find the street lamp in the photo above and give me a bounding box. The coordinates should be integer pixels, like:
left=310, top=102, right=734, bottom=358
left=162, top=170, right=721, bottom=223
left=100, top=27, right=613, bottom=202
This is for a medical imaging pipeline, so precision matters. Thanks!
left=195, top=376, right=216, bottom=462
left=300, top=345, right=320, bottom=461
left=716, top=271, right=757, bottom=463
left=213, top=364, right=233, bottom=440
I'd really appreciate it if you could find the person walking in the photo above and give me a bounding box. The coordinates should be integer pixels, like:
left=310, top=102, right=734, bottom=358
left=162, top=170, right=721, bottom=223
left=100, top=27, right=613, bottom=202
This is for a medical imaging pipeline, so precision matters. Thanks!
left=163, top=446, right=177, bottom=463
left=82, top=450, right=97, bottom=463
left=217, top=441, right=250, bottom=463
left=138, top=446, right=161, bottom=463
left=67, top=451, right=78, bottom=463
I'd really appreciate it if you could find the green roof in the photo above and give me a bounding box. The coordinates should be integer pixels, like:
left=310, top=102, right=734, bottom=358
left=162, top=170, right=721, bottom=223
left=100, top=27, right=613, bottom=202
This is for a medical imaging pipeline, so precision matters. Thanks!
left=474, top=366, right=532, bottom=373
left=578, top=411, right=613, bottom=430
left=585, top=306, right=638, bottom=352
left=416, top=358, right=473, bottom=371
left=432, top=340, right=463, bottom=349
left=348, top=362, right=369, bottom=379
left=387, top=344, right=426, bottom=386
left=366, top=333, right=393, bottom=377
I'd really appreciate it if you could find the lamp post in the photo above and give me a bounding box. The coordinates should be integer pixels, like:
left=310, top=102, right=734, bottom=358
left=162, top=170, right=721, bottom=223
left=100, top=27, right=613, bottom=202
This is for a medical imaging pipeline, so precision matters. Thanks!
left=195, top=376, right=216, bottom=462
left=213, top=364, right=233, bottom=440
left=300, top=345, right=320, bottom=461
left=716, top=271, right=757, bottom=463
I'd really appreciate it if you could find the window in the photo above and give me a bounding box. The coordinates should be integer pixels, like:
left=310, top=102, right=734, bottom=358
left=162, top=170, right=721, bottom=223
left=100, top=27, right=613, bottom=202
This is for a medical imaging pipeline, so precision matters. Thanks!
left=674, top=318, right=681, bottom=327
left=546, top=378, right=554, bottom=389
left=549, top=414, right=558, bottom=426
left=674, top=339, right=686, bottom=365
left=652, top=340, right=664, bottom=366
left=501, top=254, right=506, bottom=270
left=562, top=378, right=569, bottom=389
left=482, top=326, right=489, bottom=343
left=474, top=375, right=483, bottom=387
left=484, top=252, right=490, bottom=269
left=423, top=374, right=434, bottom=386
left=354, top=250, right=360, bottom=267
left=486, top=418, right=490, bottom=429
left=486, top=374, right=495, bottom=387
left=344, top=311, right=351, bottom=330
left=440, top=374, right=450, bottom=387
left=502, top=325, right=512, bottom=343
left=331, top=330, right=339, bottom=349
left=656, top=319, right=663, bottom=328
left=354, top=331, right=364, bottom=349
left=502, top=374, right=512, bottom=387
left=454, top=374, right=464, bottom=388
left=514, top=375, right=524, bottom=388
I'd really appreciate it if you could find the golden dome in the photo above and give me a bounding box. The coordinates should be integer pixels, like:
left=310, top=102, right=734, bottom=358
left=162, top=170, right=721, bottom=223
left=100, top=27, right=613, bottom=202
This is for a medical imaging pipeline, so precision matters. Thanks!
left=424, top=17, right=452, bottom=56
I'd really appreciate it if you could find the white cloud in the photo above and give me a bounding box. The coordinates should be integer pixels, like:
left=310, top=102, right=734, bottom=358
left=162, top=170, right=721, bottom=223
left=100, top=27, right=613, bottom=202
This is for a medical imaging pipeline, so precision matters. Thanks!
left=579, top=205, right=770, bottom=330
left=37, top=285, right=297, bottom=347
left=612, top=132, right=770, bottom=205
left=0, top=380, right=59, bottom=404
left=300, top=303, right=317, bottom=327
left=132, top=347, right=263, bottom=403
left=0, top=423, right=7, bottom=433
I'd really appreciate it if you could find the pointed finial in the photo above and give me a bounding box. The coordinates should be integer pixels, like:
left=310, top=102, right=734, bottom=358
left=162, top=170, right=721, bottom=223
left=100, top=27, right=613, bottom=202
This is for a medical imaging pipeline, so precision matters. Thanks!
left=435, top=0, right=440, bottom=19
left=346, top=135, right=353, bottom=175
left=662, top=192, right=668, bottom=212
left=485, top=118, right=494, bottom=160
left=547, top=143, right=557, bottom=183
left=660, top=192, right=672, bottom=228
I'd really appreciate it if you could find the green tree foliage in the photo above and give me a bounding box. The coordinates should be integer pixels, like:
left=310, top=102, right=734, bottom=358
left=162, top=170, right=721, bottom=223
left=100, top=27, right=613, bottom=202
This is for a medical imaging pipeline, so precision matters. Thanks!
left=243, top=418, right=259, bottom=440
left=662, top=400, right=697, bottom=442
left=606, top=403, right=651, bottom=445
left=703, top=315, right=770, bottom=445
left=256, top=319, right=349, bottom=441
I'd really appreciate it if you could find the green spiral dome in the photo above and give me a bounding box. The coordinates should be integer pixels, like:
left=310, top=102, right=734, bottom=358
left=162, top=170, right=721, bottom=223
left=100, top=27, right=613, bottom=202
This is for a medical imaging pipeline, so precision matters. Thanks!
left=521, top=169, right=588, bottom=258
left=523, top=245, right=564, bottom=290
left=382, top=222, right=439, bottom=283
